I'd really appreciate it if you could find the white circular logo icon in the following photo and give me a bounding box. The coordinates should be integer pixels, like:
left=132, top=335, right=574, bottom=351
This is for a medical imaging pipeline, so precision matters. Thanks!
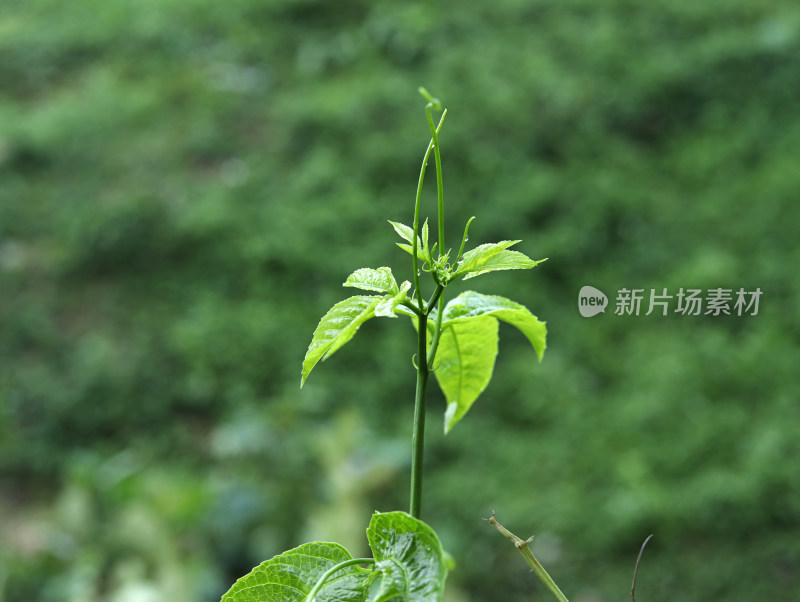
left=578, top=286, right=608, bottom=317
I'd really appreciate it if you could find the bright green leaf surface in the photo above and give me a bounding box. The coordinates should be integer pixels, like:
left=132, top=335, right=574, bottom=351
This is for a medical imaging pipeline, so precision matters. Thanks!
left=367, top=512, right=449, bottom=602
left=389, top=220, right=429, bottom=263
left=301, top=296, right=383, bottom=386
left=454, top=240, right=519, bottom=276
left=220, top=542, right=369, bottom=602
left=372, top=559, right=407, bottom=602
left=441, top=291, right=547, bottom=360
left=395, top=242, right=415, bottom=257
left=388, top=220, right=419, bottom=246
left=430, top=315, right=499, bottom=433
left=396, top=243, right=431, bottom=262
left=460, top=250, right=547, bottom=280
left=375, top=281, right=411, bottom=318
left=343, top=267, right=399, bottom=294
left=421, top=218, right=430, bottom=262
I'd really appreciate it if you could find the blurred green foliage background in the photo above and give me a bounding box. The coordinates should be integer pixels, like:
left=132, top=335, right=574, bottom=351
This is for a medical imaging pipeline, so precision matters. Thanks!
left=1, top=0, right=799, bottom=600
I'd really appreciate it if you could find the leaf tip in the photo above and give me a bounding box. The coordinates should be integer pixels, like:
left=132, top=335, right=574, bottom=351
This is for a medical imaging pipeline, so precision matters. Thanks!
left=443, top=402, right=459, bottom=435
left=534, top=321, right=547, bottom=361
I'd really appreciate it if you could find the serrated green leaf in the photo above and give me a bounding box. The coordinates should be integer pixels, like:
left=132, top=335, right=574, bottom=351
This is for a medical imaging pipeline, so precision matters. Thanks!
left=421, top=218, right=430, bottom=262
left=461, top=250, right=547, bottom=280
left=454, top=240, right=519, bottom=276
left=428, top=292, right=547, bottom=432
left=389, top=220, right=429, bottom=263
left=301, top=295, right=383, bottom=387
left=396, top=242, right=415, bottom=256
left=375, top=281, right=411, bottom=318
left=441, top=291, right=547, bottom=360
left=388, top=220, right=417, bottom=245
left=367, top=512, right=449, bottom=602
left=221, top=542, right=369, bottom=602
left=395, top=243, right=432, bottom=266
left=344, top=267, right=399, bottom=294
left=430, top=316, right=499, bottom=433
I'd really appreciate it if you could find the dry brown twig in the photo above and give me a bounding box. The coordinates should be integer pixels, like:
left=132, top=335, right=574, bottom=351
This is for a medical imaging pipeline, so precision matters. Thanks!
left=631, top=534, right=654, bottom=602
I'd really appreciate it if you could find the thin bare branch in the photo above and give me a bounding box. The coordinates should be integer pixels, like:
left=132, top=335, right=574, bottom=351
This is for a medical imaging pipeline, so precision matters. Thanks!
left=484, top=511, right=569, bottom=602
left=631, top=534, right=654, bottom=602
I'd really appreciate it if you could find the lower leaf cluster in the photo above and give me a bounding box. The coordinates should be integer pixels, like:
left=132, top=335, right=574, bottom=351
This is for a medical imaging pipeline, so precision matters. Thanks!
left=221, top=512, right=448, bottom=602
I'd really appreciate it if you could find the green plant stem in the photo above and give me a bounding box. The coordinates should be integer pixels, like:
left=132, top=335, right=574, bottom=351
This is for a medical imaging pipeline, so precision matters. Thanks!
left=424, top=105, right=447, bottom=253
left=486, top=513, right=569, bottom=602
left=412, top=111, right=447, bottom=312
left=410, top=312, right=429, bottom=518
left=456, top=216, right=476, bottom=264
left=426, top=293, right=446, bottom=369
left=305, top=557, right=375, bottom=602
left=399, top=300, right=424, bottom=318
left=410, top=284, right=444, bottom=518
left=426, top=282, right=445, bottom=310
left=409, top=101, right=448, bottom=518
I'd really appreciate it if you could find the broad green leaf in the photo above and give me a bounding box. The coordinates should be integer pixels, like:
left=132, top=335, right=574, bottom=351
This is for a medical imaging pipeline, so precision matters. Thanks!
left=372, top=559, right=407, bottom=602
left=367, top=512, right=449, bottom=602
left=460, top=250, right=547, bottom=280
left=375, top=281, right=411, bottom=318
left=428, top=292, right=547, bottom=432
left=221, top=542, right=369, bottom=602
left=430, top=316, right=499, bottom=433
left=441, top=291, right=547, bottom=360
left=301, top=295, right=383, bottom=386
left=344, top=267, right=399, bottom=294
left=454, top=240, right=519, bottom=276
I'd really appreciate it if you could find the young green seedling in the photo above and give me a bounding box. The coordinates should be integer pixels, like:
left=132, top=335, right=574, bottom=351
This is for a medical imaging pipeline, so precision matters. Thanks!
left=220, top=89, right=556, bottom=602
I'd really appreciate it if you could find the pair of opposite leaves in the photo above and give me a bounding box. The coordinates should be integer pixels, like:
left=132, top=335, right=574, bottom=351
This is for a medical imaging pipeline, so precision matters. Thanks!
left=301, top=227, right=547, bottom=434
